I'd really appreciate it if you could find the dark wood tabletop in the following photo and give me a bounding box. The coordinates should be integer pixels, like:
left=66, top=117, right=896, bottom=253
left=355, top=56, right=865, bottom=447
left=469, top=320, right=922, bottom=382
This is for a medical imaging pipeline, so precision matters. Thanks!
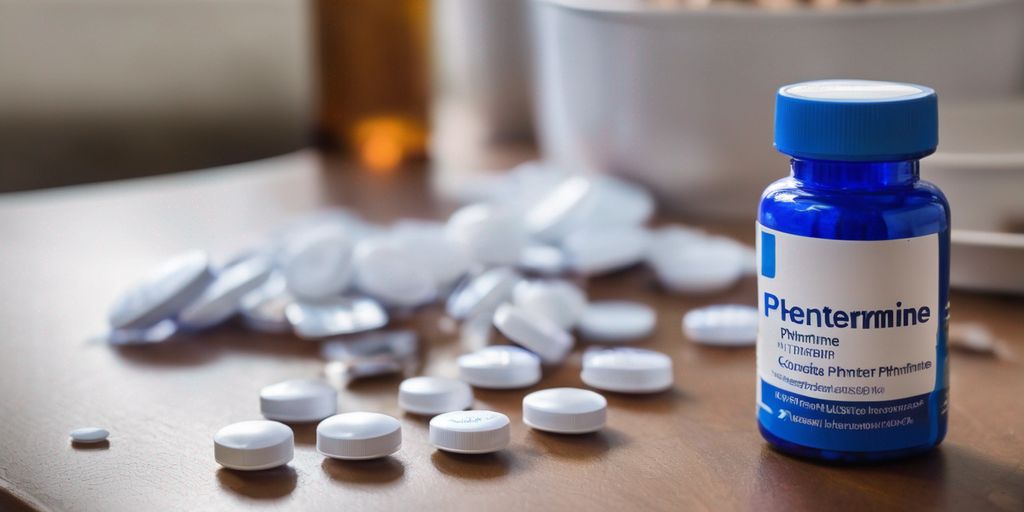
left=0, top=151, right=1021, bottom=512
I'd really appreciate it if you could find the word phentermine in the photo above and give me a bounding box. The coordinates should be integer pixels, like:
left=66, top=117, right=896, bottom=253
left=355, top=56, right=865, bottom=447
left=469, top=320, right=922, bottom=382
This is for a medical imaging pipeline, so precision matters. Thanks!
left=763, top=293, right=930, bottom=330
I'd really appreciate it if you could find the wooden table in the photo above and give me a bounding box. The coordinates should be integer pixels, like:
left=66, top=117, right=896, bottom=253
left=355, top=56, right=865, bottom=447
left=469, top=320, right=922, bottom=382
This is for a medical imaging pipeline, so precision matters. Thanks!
left=1, top=152, right=1022, bottom=512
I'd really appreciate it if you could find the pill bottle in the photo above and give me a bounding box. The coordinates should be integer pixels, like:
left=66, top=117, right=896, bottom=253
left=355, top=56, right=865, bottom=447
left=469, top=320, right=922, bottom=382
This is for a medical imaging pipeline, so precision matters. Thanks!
left=756, top=80, right=950, bottom=462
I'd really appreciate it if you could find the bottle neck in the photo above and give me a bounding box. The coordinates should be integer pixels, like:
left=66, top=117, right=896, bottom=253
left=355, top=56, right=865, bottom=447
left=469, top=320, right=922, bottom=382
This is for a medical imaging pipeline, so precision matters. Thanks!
left=790, top=158, right=920, bottom=191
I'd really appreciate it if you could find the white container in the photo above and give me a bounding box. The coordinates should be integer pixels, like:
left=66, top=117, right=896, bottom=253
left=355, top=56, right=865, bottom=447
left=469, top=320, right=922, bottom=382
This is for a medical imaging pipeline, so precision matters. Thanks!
left=532, top=0, right=1024, bottom=218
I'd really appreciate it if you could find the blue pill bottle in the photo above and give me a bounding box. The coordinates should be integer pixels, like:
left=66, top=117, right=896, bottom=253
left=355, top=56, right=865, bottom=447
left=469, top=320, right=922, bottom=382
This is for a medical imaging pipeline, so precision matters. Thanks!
left=756, top=80, right=950, bottom=462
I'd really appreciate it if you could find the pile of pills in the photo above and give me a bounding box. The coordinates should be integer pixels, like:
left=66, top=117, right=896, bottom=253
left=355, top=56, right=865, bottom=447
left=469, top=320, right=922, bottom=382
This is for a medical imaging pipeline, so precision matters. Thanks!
left=99, top=160, right=762, bottom=472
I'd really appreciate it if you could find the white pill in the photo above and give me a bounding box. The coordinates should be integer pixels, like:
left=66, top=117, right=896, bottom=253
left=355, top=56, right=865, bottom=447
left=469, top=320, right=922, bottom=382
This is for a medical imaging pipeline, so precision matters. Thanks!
left=446, top=203, right=528, bottom=266
left=429, top=410, right=511, bottom=454
left=70, top=427, right=109, bottom=444
left=107, top=319, right=178, bottom=346
left=317, top=412, right=402, bottom=460
left=285, top=297, right=388, bottom=340
left=518, top=244, right=567, bottom=276
left=445, top=267, right=521, bottom=320
left=513, top=279, right=587, bottom=330
left=578, top=176, right=655, bottom=229
left=525, top=175, right=595, bottom=242
left=563, top=226, right=649, bottom=276
left=647, top=234, right=744, bottom=294
left=493, top=303, right=574, bottom=364
left=683, top=304, right=758, bottom=347
left=458, top=346, right=542, bottom=390
left=398, top=377, right=474, bottom=416
left=352, top=237, right=437, bottom=308
left=320, top=330, right=418, bottom=380
left=577, top=301, right=656, bottom=343
left=214, top=420, right=294, bottom=471
left=949, top=322, right=998, bottom=354
left=178, top=256, right=273, bottom=330
left=581, top=347, right=674, bottom=394
left=260, top=379, right=338, bottom=422
left=239, top=273, right=293, bottom=333
left=108, top=250, right=214, bottom=329
left=281, top=225, right=355, bottom=300
left=389, top=220, right=471, bottom=288
left=522, top=388, right=607, bottom=434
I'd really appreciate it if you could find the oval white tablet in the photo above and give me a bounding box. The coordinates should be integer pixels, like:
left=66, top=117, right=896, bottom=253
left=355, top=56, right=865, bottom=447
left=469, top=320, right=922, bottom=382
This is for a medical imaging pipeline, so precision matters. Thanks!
left=458, top=346, right=542, bottom=390
left=239, top=273, right=293, bottom=333
left=513, top=279, right=587, bottom=330
left=285, top=297, right=388, bottom=340
left=353, top=237, right=438, bottom=308
left=178, top=256, right=273, bottom=330
left=647, top=234, right=744, bottom=294
left=563, top=226, right=649, bottom=276
left=492, top=303, right=574, bottom=364
left=682, top=304, right=758, bottom=347
left=577, top=301, right=656, bottom=343
left=525, top=176, right=595, bottom=242
left=445, top=267, right=521, bottom=321
left=260, top=379, right=338, bottom=422
left=429, top=410, right=511, bottom=454
left=398, top=376, right=474, bottom=416
left=281, top=225, right=355, bottom=300
left=108, top=250, right=214, bottom=329
left=581, top=347, right=674, bottom=394
left=446, top=203, right=528, bottom=266
left=389, top=220, right=471, bottom=288
left=522, top=388, right=607, bottom=434
left=317, top=412, right=402, bottom=460
left=518, top=244, right=567, bottom=276
left=214, top=420, right=294, bottom=471
left=578, top=176, right=655, bottom=229
left=70, top=427, right=109, bottom=444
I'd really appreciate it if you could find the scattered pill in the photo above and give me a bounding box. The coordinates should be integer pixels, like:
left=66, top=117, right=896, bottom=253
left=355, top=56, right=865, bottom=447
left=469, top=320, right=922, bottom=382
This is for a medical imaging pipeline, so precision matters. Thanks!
left=518, top=244, right=567, bottom=275
left=317, top=412, right=402, bottom=460
left=525, top=175, right=594, bottom=242
left=280, top=225, right=355, bottom=300
left=320, top=330, right=418, bottom=380
left=353, top=236, right=438, bottom=308
left=522, top=388, right=607, bottom=434
left=70, top=427, right=109, bottom=444
left=285, top=297, right=388, bottom=340
left=683, top=304, right=758, bottom=347
left=579, top=176, right=656, bottom=229
left=178, top=256, right=273, bottom=330
left=581, top=347, right=674, bottom=394
left=239, top=273, right=293, bottom=333
left=214, top=420, right=294, bottom=471
left=107, top=319, right=178, bottom=346
left=493, top=303, right=574, bottom=364
left=949, top=322, right=998, bottom=355
left=647, top=235, right=744, bottom=294
left=398, top=376, right=474, bottom=416
left=458, top=346, right=542, bottom=390
left=563, top=226, right=649, bottom=276
left=446, top=203, right=528, bottom=266
left=513, top=279, right=587, bottom=330
left=390, top=220, right=471, bottom=288
left=429, top=410, right=511, bottom=454
left=577, top=301, right=656, bottom=343
left=107, top=250, right=214, bottom=329
left=445, top=267, right=521, bottom=320
left=260, top=379, right=338, bottom=422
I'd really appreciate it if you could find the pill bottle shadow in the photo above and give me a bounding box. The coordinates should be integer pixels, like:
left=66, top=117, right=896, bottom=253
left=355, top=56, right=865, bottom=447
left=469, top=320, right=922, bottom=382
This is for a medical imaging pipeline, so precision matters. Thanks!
left=216, top=466, right=297, bottom=500
left=321, top=457, right=405, bottom=485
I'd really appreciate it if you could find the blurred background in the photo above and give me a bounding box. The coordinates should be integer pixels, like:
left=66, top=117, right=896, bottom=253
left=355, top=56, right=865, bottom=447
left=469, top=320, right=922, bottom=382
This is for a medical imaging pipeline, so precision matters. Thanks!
left=2, top=0, right=1023, bottom=293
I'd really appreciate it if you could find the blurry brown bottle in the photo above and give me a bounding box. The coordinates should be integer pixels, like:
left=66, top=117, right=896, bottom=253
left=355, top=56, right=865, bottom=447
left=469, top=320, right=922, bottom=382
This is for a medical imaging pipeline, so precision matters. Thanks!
left=314, top=0, right=430, bottom=172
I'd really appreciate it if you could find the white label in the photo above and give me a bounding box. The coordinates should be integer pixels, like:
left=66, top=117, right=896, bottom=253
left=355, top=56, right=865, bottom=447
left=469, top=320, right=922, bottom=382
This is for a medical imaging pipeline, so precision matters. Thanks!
left=757, top=225, right=939, bottom=403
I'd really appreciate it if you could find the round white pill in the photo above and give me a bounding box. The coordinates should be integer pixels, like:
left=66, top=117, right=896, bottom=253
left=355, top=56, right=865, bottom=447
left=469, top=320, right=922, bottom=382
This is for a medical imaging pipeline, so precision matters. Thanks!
left=683, top=304, right=758, bottom=347
left=398, top=377, right=474, bottom=416
left=522, top=388, right=607, bottom=434
left=70, top=427, right=109, bottom=444
left=429, top=410, right=511, bottom=454
left=108, top=250, right=214, bottom=329
left=445, top=267, right=521, bottom=321
left=285, top=297, right=388, bottom=339
left=389, top=220, right=471, bottom=288
left=513, top=279, right=587, bottom=330
left=581, top=347, right=674, bottom=394
left=647, top=234, right=744, bottom=294
left=563, top=226, right=649, bottom=276
left=353, top=237, right=437, bottom=308
left=178, top=256, right=273, bottom=330
left=577, top=301, right=656, bottom=343
left=281, top=225, right=355, bottom=300
left=493, top=303, right=574, bottom=364
left=458, top=346, right=542, bottom=390
left=578, top=176, right=655, bottom=229
left=260, top=379, right=338, bottom=422
left=446, top=203, right=528, bottom=266
left=214, top=420, right=294, bottom=471
left=525, top=176, right=594, bottom=242
left=317, top=412, right=402, bottom=460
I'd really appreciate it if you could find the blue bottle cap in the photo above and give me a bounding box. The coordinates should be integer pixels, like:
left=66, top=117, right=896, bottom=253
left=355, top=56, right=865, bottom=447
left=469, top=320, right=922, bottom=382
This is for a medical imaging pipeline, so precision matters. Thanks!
left=774, top=79, right=938, bottom=162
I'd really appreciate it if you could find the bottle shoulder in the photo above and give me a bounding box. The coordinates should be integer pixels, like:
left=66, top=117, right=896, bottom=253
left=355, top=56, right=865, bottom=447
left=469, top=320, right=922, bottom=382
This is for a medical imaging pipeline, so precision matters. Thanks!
left=758, top=177, right=950, bottom=240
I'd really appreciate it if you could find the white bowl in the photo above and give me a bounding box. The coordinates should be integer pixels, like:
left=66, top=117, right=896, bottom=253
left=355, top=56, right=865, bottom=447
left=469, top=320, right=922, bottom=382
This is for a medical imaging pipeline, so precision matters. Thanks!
left=532, top=0, right=1024, bottom=219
